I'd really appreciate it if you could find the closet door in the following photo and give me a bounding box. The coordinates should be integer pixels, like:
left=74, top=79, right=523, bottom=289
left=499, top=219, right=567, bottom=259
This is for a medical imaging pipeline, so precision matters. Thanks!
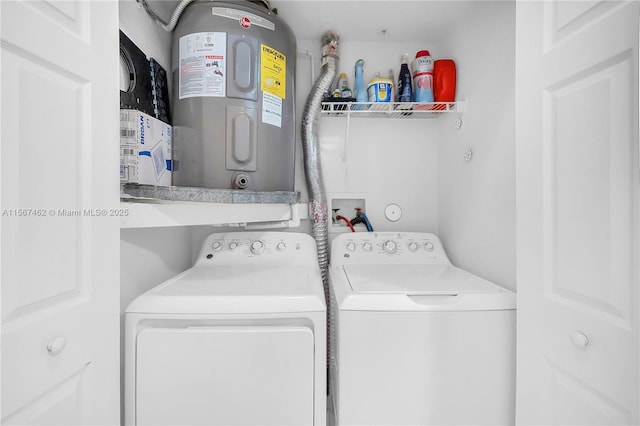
left=1, top=1, right=120, bottom=424
left=516, top=1, right=639, bottom=424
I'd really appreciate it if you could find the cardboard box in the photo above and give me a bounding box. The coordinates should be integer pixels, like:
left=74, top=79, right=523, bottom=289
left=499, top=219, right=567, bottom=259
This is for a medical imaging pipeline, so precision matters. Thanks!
left=120, top=109, right=172, bottom=185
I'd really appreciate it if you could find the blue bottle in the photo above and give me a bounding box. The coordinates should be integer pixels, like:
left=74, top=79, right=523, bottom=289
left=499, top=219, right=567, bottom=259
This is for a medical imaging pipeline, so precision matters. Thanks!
left=396, top=54, right=413, bottom=103
left=354, top=59, right=367, bottom=109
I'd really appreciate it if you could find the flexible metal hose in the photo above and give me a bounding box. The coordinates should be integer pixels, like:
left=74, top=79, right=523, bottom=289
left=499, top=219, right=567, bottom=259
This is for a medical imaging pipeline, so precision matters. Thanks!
left=139, top=0, right=272, bottom=32
left=301, top=31, right=339, bottom=376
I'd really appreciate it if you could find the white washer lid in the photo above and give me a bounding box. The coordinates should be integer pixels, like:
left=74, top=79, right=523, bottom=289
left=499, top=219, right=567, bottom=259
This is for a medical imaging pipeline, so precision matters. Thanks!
left=344, top=264, right=500, bottom=294
left=126, top=265, right=326, bottom=314
left=337, top=264, right=515, bottom=311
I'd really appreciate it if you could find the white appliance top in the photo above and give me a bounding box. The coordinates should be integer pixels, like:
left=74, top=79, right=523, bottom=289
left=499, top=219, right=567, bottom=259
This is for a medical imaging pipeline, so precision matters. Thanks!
left=330, top=232, right=515, bottom=311
left=343, top=264, right=500, bottom=294
left=126, top=232, right=326, bottom=315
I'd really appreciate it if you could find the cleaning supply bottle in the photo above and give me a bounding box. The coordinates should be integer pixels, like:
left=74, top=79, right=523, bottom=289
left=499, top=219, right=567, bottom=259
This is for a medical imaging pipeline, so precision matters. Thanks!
left=367, top=73, right=393, bottom=103
left=433, top=59, right=456, bottom=103
left=411, top=50, right=434, bottom=105
left=337, top=72, right=352, bottom=98
left=396, top=53, right=413, bottom=103
left=354, top=59, right=367, bottom=108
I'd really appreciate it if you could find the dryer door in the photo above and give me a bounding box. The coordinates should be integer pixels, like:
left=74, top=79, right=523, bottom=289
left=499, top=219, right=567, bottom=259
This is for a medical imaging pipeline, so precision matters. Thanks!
left=135, top=326, right=314, bottom=426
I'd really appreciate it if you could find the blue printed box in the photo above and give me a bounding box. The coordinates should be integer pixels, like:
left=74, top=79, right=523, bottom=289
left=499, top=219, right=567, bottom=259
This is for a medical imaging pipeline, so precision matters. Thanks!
left=120, top=110, right=172, bottom=185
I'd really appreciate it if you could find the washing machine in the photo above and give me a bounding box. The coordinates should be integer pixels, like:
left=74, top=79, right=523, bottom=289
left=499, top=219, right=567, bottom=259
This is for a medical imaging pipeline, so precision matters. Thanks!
left=329, top=232, right=516, bottom=426
left=125, top=232, right=326, bottom=426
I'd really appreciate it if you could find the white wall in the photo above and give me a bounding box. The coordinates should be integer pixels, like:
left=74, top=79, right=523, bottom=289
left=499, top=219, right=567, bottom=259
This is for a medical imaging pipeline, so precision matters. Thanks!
left=437, top=1, right=516, bottom=290
left=298, top=38, right=445, bottom=235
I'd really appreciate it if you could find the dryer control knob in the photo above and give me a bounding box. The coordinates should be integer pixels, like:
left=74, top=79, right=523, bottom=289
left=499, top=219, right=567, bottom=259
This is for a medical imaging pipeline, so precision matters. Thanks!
left=408, top=242, right=419, bottom=251
left=276, top=242, right=287, bottom=252
left=424, top=242, right=434, bottom=252
left=346, top=242, right=356, bottom=252
left=250, top=240, right=265, bottom=254
left=382, top=240, right=397, bottom=254
left=228, top=241, right=239, bottom=251
left=211, top=241, right=223, bottom=251
left=363, top=242, right=373, bottom=252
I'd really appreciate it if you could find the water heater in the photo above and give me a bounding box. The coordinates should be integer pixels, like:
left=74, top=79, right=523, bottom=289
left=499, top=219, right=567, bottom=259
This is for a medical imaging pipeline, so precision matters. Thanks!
left=171, top=1, right=296, bottom=191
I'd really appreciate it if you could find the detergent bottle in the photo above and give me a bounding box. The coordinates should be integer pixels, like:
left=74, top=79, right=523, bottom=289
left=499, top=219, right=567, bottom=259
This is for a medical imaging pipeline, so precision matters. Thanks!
left=337, top=72, right=352, bottom=98
left=411, top=50, right=434, bottom=104
left=396, top=53, right=413, bottom=103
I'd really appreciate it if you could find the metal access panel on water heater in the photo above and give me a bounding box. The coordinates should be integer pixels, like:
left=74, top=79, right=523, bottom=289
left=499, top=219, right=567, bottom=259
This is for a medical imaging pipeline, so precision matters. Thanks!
left=171, top=1, right=297, bottom=191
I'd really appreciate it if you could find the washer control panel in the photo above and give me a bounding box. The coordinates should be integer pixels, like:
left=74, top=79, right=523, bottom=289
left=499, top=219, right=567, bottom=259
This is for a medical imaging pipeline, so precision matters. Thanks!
left=196, top=232, right=316, bottom=265
left=332, top=232, right=449, bottom=265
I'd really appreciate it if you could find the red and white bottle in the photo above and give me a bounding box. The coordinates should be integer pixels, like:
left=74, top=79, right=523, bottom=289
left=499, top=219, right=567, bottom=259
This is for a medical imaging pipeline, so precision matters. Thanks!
left=411, top=50, right=434, bottom=103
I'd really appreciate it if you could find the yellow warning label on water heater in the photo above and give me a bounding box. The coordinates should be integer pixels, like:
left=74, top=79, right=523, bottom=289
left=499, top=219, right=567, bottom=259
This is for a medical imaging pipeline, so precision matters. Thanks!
left=260, top=44, right=286, bottom=99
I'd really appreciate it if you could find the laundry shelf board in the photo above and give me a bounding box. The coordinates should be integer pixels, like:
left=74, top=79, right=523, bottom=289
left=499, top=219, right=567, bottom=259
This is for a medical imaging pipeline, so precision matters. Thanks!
left=120, top=185, right=306, bottom=228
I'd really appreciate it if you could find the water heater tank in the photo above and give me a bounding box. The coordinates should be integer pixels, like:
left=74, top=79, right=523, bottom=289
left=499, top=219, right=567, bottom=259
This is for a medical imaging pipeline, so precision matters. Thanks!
left=171, top=1, right=296, bottom=191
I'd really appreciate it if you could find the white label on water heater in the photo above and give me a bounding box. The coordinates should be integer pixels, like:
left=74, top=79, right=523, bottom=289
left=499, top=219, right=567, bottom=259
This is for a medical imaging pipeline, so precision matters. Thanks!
left=179, top=32, right=227, bottom=99
left=212, top=7, right=275, bottom=31
left=262, top=92, right=282, bottom=128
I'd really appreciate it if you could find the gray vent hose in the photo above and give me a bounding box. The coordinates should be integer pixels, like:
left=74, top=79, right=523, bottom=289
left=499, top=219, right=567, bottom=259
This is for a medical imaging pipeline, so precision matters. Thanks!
left=139, top=0, right=272, bottom=32
left=301, top=31, right=339, bottom=373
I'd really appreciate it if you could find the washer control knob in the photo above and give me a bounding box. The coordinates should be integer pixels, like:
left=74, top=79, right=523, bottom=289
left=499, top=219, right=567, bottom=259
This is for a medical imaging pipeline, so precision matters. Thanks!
left=346, top=242, right=356, bottom=252
left=211, top=241, right=223, bottom=251
left=228, top=241, right=239, bottom=251
left=382, top=240, right=397, bottom=254
left=424, top=242, right=434, bottom=252
left=276, top=241, right=287, bottom=252
left=250, top=240, right=265, bottom=254
left=363, top=242, right=373, bottom=252
left=408, top=242, right=419, bottom=252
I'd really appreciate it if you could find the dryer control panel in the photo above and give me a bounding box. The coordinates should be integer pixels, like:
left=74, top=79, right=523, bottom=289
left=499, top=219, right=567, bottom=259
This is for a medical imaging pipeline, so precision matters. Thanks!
left=196, top=231, right=318, bottom=266
left=331, top=232, right=450, bottom=265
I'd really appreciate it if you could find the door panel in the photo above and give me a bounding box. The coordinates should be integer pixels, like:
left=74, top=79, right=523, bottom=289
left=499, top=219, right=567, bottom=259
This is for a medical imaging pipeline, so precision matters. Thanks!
left=136, top=326, right=315, bottom=426
left=551, top=364, right=632, bottom=425
left=545, top=53, right=634, bottom=325
left=1, top=1, right=119, bottom=424
left=1, top=46, right=89, bottom=320
left=547, top=1, right=619, bottom=46
left=516, top=1, right=639, bottom=424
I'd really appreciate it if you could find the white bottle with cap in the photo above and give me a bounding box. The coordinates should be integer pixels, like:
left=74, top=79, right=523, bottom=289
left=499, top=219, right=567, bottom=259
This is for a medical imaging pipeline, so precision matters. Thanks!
left=411, top=50, right=434, bottom=103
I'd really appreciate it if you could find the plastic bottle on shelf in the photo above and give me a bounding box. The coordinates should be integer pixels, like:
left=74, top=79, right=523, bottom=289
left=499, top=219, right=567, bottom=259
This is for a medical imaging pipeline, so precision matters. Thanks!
left=337, top=72, right=352, bottom=98
left=433, top=59, right=457, bottom=104
left=396, top=53, right=413, bottom=109
left=367, top=73, right=393, bottom=103
left=411, top=50, right=434, bottom=109
left=354, top=59, right=367, bottom=109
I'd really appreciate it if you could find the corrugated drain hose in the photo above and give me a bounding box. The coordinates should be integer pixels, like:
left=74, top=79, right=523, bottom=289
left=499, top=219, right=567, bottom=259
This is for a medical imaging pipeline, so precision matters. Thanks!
left=301, top=31, right=339, bottom=380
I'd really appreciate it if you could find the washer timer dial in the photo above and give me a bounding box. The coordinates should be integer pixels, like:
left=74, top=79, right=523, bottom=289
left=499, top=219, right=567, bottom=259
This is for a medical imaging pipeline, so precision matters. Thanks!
left=250, top=240, right=265, bottom=254
left=382, top=240, right=397, bottom=254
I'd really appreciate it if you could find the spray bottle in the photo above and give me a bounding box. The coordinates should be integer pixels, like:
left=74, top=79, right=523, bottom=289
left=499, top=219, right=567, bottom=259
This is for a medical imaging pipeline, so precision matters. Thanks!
left=354, top=59, right=367, bottom=107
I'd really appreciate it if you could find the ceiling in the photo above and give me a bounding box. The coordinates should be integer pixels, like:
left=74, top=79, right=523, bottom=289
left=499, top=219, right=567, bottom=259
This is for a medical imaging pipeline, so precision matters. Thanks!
left=269, top=0, right=483, bottom=42
left=144, top=0, right=489, bottom=43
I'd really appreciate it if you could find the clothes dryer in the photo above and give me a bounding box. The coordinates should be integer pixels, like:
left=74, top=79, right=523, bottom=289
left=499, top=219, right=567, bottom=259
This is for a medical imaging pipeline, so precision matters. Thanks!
left=125, top=232, right=326, bottom=426
left=329, top=232, right=515, bottom=426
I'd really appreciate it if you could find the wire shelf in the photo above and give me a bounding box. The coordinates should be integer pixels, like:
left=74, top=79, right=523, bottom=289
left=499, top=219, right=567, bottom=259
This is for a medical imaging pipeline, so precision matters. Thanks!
left=321, top=101, right=464, bottom=118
